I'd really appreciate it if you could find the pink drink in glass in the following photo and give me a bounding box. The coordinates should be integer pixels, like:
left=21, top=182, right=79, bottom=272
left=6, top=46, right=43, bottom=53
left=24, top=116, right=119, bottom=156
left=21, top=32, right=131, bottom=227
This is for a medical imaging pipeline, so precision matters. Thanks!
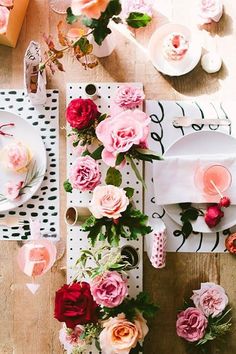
left=202, top=165, right=232, bottom=195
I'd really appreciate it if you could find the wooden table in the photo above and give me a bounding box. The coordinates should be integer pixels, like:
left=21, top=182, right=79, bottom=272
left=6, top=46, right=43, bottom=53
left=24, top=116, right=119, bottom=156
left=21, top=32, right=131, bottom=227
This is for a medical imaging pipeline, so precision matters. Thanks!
left=0, top=1, right=236, bottom=353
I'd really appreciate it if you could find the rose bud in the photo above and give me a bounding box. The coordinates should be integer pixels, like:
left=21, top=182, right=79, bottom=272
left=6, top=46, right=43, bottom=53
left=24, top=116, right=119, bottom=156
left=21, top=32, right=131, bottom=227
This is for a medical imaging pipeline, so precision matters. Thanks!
left=204, top=205, right=224, bottom=228
left=219, top=196, right=231, bottom=208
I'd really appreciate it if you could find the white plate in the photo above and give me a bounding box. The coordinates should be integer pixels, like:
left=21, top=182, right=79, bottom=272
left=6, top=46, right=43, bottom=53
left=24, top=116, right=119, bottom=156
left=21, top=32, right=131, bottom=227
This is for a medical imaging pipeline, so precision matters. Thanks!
left=148, top=23, right=202, bottom=76
left=163, top=131, right=236, bottom=233
left=0, top=111, right=46, bottom=212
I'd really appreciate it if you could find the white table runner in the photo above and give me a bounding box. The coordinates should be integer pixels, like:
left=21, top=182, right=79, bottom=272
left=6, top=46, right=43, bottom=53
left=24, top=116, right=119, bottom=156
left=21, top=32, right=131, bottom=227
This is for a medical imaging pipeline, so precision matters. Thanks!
left=145, top=100, right=236, bottom=253
left=0, top=89, right=60, bottom=240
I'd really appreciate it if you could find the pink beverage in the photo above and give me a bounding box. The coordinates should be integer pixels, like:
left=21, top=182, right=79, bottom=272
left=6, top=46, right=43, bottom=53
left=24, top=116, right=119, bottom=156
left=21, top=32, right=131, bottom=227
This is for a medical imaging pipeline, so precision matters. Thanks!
left=203, top=165, right=232, bottom=195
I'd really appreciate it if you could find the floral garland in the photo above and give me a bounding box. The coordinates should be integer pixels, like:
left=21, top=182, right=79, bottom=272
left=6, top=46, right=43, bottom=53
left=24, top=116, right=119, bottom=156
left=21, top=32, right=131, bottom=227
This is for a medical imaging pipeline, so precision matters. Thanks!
left=176, top=282, right=232, bottom=353
left=54, top=247, right=158, bottom=354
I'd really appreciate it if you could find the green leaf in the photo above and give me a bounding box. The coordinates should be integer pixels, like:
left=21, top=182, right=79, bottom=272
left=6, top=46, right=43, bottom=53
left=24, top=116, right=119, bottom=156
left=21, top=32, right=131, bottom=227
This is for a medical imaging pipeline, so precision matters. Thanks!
left=90, top=145, right=104, bottom=160
left=135, top=147, right=163, bottom=161
left=126, top=12, right=152, bottom=28
left=93, top=25, right=111, bottom=45
left=124, top=187, right=134, bottom=199
left=126, top=155, right=146, bottom=189
left=105, top=0, right=122, bottom=17
left=105, top=167, right=122, bottom=187
left=82, top=215, right=97, bottom=230
left=182, top=221, right=193, bottom=238
left=179, top=203, right=192, bottom=210
left=87, top=222, right=103, bottom=246
left=108, top=224, right=120, bottom=246
left=63, top=179, right=72, bottom=193
left=97, top=113, right=107, bottom=123
left=115, top=153, right=125, bottom=166
left=66, top=7, right=79, bottom=24
left=75, top=37, right=91, bottom=54
left=82, top=149, right=91, bottom=157
left=181, top=208, right=199, bottom=222
left=82, top=17, right=96, bottom=28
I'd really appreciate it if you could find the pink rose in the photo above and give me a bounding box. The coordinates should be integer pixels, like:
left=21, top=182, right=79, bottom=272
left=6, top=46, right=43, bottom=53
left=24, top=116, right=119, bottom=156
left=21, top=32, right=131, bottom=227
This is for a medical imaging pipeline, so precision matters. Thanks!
left=71, top=0, right=110, bottom=19
left=90, top=271, right=128, bottom=308
left=0, top=6, right=9, bottom=35
left=59, top=324, right=86, bottom=354
left=0, top=0, right=13, bottom=6
left=69, top=156, right=101, bottom=192
left=89, top=185, right=129, bottom=219
left=114, top=85, right=145, bottom=110
left=121, top=0, right=153, bottom=18
left=176, top=307, right=208, bottom=342
left=204, top=205, right=224, bottom=228
left=191, top=282, right=228, bottom=317
left=4, top=181, right=23, bottom=200
left=96, top=110, right=150, bottom=167
left=3, top=141, right=30, bottom=171
left=198, top=0, right=223, bottom=25
left=100, top=313, right=148, bottom=354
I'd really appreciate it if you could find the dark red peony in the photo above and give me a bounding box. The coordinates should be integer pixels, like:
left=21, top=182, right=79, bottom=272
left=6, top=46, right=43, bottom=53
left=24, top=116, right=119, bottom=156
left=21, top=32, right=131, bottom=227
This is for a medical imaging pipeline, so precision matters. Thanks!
left=204, top=205, right=224, bottom=228
left=66, top=98, right=99, bottom=130
left=54, top=282, right=98, bottom=329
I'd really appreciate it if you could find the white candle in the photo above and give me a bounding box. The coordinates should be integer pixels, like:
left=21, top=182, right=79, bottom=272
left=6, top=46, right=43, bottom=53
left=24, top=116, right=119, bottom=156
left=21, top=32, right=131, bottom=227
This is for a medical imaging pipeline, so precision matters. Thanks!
left=201, top=52, right=222, bottom=73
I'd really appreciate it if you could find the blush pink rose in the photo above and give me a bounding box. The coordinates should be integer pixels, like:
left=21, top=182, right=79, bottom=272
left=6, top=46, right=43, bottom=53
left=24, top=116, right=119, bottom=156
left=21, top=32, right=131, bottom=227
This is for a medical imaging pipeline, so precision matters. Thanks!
left=191, top=282, right=228, bottom=318
left=69, top=155, right=101, bottom=192
left=198, top=0, right=223, bottom=25
left=0, top=6, right=9, bottom=35
left=71, top=0, right=110, bottom=19
left=59, top=324, right=86, bottom=354
left=114, top=85, right=145, bottom=109
left=96, top=110, right=150, bottom=167
left=89, top=185, right=129, bottom=219
left=4, top=181, right=23, bottom=200
left=100, top=313, right=148, bottom=354
left=0, top=0, right=13, bottom=6
left=90, top=271, right=128, bottom=308
left=176, top=307, right=208, bottom=342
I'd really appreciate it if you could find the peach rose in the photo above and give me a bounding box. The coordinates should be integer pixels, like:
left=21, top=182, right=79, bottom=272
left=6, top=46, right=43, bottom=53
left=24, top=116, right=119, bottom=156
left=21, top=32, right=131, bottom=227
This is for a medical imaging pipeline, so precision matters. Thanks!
left=0, top=6, right=9, bottom=35
left=71, top=0, right=110, bottom=19
left=89, top=185, right=129, bottom=219
left=100, top=313, right=148, bottom=354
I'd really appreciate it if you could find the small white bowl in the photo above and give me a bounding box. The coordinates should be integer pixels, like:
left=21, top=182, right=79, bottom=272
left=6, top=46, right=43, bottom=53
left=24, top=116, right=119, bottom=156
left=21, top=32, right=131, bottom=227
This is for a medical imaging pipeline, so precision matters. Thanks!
left=148, top=23, right=202, bottom=76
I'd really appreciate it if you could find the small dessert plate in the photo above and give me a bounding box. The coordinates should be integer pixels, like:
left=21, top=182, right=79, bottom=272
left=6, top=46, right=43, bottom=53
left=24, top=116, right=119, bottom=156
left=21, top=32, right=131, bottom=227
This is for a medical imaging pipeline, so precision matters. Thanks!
left=148, top=23, right=202, bottom=76
left=0, top=111, right=47, bottom=213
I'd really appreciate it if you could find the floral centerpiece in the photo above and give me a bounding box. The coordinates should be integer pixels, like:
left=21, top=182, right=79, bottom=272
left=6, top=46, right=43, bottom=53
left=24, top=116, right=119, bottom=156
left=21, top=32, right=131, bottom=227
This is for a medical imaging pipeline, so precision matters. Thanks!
left=64, top=88, right=161, bottom=189
left=54, top=247, right=158, bottom=354
left=176, top=282, right=232, bottom=352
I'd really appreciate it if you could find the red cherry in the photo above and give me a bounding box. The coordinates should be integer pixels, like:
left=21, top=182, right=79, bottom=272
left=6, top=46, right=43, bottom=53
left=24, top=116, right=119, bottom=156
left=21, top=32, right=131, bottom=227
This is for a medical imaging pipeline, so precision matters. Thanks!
left=219, top=197, right=231, bottom=208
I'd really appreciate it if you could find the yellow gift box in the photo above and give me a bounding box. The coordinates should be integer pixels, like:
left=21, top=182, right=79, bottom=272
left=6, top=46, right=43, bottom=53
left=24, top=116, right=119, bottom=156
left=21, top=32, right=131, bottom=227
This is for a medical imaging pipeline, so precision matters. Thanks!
left=0, top=0, right=29, bottom=48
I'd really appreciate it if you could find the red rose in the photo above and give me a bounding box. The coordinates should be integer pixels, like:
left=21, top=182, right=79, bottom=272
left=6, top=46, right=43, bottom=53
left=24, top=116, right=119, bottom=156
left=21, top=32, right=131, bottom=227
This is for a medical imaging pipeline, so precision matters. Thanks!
left=204, top=205, right=224, bottom=228
left=66, top=98, right=99, bottom=130
left=54, top=282, right=98, bottom=329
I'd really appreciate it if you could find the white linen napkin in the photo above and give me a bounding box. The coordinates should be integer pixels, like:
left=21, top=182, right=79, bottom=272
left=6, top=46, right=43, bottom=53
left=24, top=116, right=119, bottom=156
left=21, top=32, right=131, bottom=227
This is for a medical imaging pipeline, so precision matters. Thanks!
left=153, top=154, right=236, bottom=205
